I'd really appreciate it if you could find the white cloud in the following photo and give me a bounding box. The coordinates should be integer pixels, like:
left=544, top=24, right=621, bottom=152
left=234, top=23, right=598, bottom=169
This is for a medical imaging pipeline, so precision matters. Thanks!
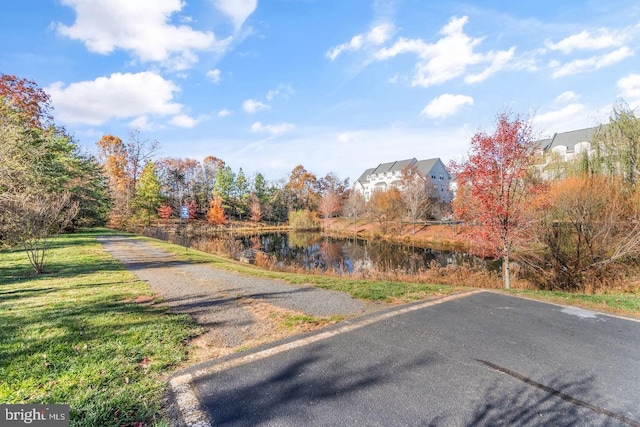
left=337, top=131, right=360, bottom=143
left=421, top=94, right=474, bottom=119
left=618, top=74, right=640, bottom=104
left=367, top=22, right=394, bottom=44
left=464, top=47, right=516, bottom=84
left=374, top=16, right=514, bottom=87
left=327, top=22, right=394, bottom=60
left=129, top=115, right=154, bottom=131
left=266, top=84, right=294, bottom=101
left=206, top=69, right=221, bottom=83
left=169, top=114, right=199, bottom=128
left=533, top=103, right=588, bottom=133
left=555, top=91, right=580, bottom=103
left=56, top=0, right=225, bottom=70
left=46, top=72, right=182, bottom=126
left=250, top=122, right=295, bottom=136
left=242, top=99, right=270, bottom=113
left=214, top=0, right=257, bottom=30
left=551, top=47, right=633, bottom=78
left=217, top=108, right=232, bottom=117
left=374, top=37, right=429, bottom=60
left=545, top=28, right=628, bottom=54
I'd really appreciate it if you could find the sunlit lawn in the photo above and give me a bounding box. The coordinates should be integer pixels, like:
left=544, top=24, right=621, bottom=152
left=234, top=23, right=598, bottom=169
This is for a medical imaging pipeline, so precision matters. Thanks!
left=0, top=230, right=201, bottom=427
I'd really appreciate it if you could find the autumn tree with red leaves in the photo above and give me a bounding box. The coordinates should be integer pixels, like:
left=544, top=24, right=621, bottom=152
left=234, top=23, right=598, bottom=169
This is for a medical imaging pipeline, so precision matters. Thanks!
left=157, top=204, right=173, bottom=219
left=450, top=112, right=546, bottom=289
left=0, top=74, right=53, bottom=128
left=319, top=190, right=341, bottom=228
left=248, top=194, right=262, bottom=222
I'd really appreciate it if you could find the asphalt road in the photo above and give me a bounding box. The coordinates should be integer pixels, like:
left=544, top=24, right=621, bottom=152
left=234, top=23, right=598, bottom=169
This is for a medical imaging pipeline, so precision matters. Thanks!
left=173, top=292, right=640, bottom=426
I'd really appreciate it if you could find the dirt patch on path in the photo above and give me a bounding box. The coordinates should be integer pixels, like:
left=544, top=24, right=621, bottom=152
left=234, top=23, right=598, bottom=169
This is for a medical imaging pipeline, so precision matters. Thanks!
left=97, top=235, right=386, bottom=362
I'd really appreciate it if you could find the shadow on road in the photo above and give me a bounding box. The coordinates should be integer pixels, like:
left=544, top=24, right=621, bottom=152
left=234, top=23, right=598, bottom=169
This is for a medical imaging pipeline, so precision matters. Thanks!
left=463, top=362, right=639, bottom=426
left=195, top=344, right=438, bottom=426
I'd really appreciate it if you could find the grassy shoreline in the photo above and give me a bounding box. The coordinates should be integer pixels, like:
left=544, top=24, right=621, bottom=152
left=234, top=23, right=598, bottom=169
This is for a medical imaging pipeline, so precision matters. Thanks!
left=139, top=233, right=640, bottom=318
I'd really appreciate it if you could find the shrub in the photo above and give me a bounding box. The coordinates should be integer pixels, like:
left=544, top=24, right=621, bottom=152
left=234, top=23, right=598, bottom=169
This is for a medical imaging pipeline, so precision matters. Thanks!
left=288, top=209, right=319, bottom=231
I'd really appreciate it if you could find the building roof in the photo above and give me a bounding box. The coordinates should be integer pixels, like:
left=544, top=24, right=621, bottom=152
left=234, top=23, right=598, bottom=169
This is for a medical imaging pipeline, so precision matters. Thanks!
left=371, top=158, right=417, bottom=175
left=547, top=126, right=599, bottom=151
left=531, top=137, right=552, bottom=152
left=356, top=157, right=448, bottom=184
left=356, top=167, right=376, bottom=184
left=415, top=158, right=441, bottom=177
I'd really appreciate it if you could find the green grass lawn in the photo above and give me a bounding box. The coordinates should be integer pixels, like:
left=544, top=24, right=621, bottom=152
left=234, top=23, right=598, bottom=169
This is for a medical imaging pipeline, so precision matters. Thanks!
left=0, top=230, right=201, bottom=427
left=506, top=289, right=640, bottom=317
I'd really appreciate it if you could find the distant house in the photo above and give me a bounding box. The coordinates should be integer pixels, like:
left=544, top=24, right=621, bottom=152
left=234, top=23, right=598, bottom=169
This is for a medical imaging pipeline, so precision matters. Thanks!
left=534, top=126, right=599, bottom=180
left=354, top=158, right=452, bottom=203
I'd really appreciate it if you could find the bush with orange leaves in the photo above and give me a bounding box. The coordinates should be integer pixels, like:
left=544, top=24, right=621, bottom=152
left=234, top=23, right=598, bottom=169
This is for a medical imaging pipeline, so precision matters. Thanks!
left=367, top=187, right=405, bottom=234
left=206, top=195, right=227, bottom=225
left=521, top=176, right=640, bottom=293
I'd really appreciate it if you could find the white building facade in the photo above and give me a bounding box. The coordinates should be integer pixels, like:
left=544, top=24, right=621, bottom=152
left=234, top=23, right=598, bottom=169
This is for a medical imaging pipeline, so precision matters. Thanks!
left=533, top=126, right=599, bottom=180
left=353, top=158, right=452, bottom=203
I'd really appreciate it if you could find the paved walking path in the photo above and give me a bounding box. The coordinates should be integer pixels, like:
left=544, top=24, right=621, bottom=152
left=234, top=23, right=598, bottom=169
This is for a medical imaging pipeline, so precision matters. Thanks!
left=97, top=234, right=382, bottom=359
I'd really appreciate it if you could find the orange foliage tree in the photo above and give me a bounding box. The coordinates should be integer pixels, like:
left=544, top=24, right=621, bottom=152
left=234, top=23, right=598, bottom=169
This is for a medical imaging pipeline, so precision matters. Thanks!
left=523, top=176, right=640, bottom=292
left=207, top=195, right=227, bottom=225
left=96, top=131, right=159, bottom=225
left=285, top=165, right=319, bottom=211
left=96, top=135, right=131, bottom=221
left=367, top=187, right=405, bottom=234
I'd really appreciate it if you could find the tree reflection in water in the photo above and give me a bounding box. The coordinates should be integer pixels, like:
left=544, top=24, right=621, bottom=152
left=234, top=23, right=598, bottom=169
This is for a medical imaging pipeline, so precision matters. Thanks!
left=234, top=232, right=493, bottom=275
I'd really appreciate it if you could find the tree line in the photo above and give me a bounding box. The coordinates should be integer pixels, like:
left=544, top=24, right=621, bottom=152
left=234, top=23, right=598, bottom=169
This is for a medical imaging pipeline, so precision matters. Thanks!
left=0, top=74, right=109, bottom=273
left=96, top=130, right=449, bottom=233
left=5, top=71, right=638, bottom=294
left=0, top=73, right=445, bottom=277
left=96, top=135, right=355, bottom=228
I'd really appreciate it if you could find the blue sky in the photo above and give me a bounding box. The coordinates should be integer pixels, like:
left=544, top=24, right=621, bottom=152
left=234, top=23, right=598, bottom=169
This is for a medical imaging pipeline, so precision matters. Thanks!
left=2, top=0, right=640, bottom=183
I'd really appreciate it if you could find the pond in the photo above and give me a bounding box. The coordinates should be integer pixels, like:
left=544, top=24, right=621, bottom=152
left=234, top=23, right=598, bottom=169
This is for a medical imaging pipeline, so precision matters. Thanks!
left=231, top=232, right=498, bottom=275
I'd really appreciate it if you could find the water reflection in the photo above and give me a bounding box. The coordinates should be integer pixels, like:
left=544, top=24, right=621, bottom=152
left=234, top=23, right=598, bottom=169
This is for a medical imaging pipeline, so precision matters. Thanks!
left=235, top=232, right=492, bottom=274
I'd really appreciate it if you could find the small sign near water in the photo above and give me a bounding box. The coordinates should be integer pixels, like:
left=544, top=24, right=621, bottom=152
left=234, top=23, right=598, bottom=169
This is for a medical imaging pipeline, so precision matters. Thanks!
left=180, top=206, right=189, bottom=219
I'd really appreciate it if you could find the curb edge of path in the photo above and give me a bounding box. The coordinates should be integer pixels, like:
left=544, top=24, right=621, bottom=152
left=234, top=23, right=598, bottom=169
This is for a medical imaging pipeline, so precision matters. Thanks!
left=167, top=289, right=484, bottom=427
